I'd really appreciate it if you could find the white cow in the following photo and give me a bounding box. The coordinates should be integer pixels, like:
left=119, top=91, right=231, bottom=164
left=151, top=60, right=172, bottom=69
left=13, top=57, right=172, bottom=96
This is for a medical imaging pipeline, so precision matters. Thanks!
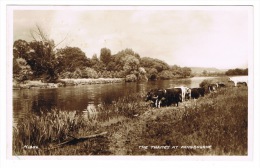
left=229, top=76, right=248, bottom=86
left=174, top=86, right=189, bottom=102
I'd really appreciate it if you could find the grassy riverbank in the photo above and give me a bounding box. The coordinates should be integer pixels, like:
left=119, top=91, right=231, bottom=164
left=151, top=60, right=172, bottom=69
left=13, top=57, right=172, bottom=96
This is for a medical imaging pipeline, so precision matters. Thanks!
left=13, top=85, right=248, bottom=155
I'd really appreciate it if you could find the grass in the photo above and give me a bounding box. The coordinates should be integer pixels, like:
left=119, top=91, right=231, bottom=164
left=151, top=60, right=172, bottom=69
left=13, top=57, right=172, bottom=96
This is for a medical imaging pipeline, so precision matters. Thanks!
left=140, top=86, right=248, bottom=155
left=13, top=84, right=248, bottom=156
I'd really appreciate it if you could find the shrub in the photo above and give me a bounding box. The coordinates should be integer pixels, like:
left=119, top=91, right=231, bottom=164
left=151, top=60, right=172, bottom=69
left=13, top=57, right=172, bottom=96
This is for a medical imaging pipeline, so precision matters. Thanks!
left=81, top=67, right=98, bottom=79
left=158, top=70, right=174, bottom=80
left=199, top=79, right=212, bottom=92
left=125, top=74, right=137, bottom=82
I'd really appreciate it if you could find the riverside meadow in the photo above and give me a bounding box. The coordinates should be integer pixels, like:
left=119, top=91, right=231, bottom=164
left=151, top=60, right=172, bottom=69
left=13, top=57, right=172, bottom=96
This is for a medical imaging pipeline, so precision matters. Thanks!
left=13, top=76, right=248, bottom=155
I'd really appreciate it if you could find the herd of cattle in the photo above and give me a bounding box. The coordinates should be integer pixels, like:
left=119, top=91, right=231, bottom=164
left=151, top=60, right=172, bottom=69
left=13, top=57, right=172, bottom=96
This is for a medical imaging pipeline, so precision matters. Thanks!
left=145, top=76, right=248, bottom=108
left=146, top=83, right=223, bottom=108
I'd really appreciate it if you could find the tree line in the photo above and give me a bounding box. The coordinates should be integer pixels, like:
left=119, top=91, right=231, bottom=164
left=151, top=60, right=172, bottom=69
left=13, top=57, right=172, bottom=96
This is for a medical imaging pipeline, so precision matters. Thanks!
left=225, top=68, right=248, bottom=76
left=13, top=39, right=192, bottom=83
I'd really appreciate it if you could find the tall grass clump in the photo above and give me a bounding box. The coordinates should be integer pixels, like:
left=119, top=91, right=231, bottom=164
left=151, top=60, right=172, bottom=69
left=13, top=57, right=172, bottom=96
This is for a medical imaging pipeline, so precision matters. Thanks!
left=97, top=92, right=149, bottom=120
left=13, top=109, right=94, bottom=155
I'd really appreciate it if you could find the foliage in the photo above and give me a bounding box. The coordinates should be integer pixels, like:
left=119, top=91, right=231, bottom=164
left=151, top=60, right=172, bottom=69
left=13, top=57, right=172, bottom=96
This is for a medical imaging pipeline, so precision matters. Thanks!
left=13, top=33, right=59, bottom=82
left=13, top=58, right=33, bottom=81
left=181, top=67, right=192, bottom=77
left=26, top=41, right=59, bottom=82
left=158, top=70, right=174, bottom=79
left=13, top=39, right=30, bottom=59
left=199, top=79, right=212, bottom=88
left=140, top=57, right=169, bottom=73
left=122, top=55, right=140, bottom=74
left=225, top=68, right=248, bottom=76
left=100, top=48, right=112, bottom=65
left=81, top=67, right=98, bottom=79
left=145, top=68, right=158, bottom=80
left=13, top=32, right=195, bottom=83
left=56, top=47, right=90, bottom=73
left=125, top=74, right=137, bottom=82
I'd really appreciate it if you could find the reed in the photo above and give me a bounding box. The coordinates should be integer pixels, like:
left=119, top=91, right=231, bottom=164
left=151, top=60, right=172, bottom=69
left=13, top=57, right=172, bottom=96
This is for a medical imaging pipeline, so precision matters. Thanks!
left=13, top=109, right=97, bottom=155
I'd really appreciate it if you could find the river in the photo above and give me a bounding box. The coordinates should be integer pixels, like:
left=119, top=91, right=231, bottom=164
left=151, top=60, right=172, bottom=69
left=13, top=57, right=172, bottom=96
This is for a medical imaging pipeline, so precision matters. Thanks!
left=12, top=76, right=225, bottom=122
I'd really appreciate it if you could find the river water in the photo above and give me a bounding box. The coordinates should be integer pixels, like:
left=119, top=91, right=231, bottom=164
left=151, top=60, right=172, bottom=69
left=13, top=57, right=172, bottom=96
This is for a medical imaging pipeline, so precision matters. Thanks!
left=12, top=76, right=222, bottom=122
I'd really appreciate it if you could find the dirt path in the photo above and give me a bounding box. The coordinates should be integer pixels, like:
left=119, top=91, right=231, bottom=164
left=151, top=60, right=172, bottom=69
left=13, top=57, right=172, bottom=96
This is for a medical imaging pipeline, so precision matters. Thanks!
left=107, top=108, right=164, bottom=155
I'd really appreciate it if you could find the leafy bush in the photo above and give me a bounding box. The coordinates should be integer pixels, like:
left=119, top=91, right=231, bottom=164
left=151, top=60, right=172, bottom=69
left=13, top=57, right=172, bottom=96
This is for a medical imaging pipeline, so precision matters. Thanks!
left=125, top=74, right=137, bottom=82
left=81, top=67, right=98, bottom=79
left=199, top=79, right=212, bottom=93
left=158, top=70, right=174, bottom=80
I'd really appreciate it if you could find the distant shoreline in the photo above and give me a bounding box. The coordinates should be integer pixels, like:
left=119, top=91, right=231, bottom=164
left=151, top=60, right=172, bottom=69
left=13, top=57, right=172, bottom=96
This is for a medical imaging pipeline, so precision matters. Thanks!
left=13, top=78, right=125, bottom=89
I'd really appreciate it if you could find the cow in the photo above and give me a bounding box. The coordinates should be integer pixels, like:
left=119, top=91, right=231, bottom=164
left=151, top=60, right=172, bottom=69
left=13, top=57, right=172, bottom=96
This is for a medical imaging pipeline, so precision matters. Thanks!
left=146, top=89, right=159, bottom=107
left=216, top=82, right=226, bottom=88
left=229, top=76, right=248, bottom=87
left=146, top=88, right=182, bottom=108
left=174, top=86, right=189, bottom=102
left=146, top=88, right=165, bottom=108
left=197, top=87, right=205, bottom=97
left=186, top=88, right=192, bottom=100
left=208, top=84, right=217, bottom=93
left=190, top=87, right=205, bottom=99
left=161, top=88, right=182, bottom=107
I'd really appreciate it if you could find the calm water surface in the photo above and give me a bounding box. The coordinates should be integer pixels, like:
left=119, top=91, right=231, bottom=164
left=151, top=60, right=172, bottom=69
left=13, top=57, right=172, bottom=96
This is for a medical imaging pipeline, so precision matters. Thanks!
left=13, top=76, right=218, bottom=122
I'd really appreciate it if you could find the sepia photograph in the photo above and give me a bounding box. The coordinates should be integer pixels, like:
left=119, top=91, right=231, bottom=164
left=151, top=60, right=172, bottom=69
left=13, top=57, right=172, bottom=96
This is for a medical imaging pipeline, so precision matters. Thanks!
left=8, top=5, right=253, bottom=157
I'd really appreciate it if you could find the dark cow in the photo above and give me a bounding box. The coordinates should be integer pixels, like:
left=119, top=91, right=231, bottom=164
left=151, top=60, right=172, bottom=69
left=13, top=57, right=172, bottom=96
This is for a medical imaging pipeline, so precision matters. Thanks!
left=197, top=87, right=205, bottom=97
left=161, top=88, right=182, bottom=107
left=146, top=88, right=182, bottom=108
left=191, top=87, right=205, bottom=99
left=216, top=82, right=226, bottom=88
left=146, top=89, right=159, bottom=107
left=146, top=88, right=165, bottom=107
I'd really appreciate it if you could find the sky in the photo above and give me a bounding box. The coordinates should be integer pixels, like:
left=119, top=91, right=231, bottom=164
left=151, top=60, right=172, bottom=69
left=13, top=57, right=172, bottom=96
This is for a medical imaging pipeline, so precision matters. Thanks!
left=12, top=6, right=252, bottom=69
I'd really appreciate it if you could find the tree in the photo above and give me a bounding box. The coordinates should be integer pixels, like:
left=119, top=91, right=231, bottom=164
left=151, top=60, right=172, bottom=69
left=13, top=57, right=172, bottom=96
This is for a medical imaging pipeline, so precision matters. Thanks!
left=13, top=40, right=30, bottom=59
left=13, top=40, right=32, bottom=81
left=202, top=70, right=208, bottom=76
left=26, top=40, right=58, bottom=82
left=122, top=55, right=140, bottom=74
left=158, top=70, right=174, bottom=80
left=181, top=67, right=192, bottom=77
left=100, top=48, right=112, bottom=65
left=56, top=47, right=89, bottom=73
left=225, top=68, right=248, bottom=76
left=125, top=74, right=137, bottom=82
left=13, top=25, right=67, bottom=82
left=140, top=57, right=169, bottom=73
left=82, top=67, right=98, bottom=79
left=145, top=67, right=158, bottom=80
left=13, top=58, right=32, bottom=81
